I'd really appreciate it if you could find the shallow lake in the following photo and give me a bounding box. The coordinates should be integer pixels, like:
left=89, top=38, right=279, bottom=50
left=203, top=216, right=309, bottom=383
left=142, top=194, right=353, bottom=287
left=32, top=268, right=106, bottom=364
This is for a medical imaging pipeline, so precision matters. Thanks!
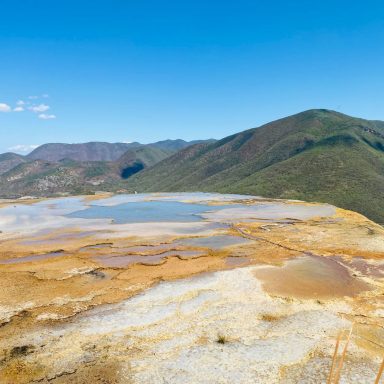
left=67, top=200, right=231, bottom=223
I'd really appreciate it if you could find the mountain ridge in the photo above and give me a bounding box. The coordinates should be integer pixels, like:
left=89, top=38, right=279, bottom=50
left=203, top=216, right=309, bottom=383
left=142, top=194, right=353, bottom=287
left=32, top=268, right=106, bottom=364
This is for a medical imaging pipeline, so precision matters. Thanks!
left=125, top=109, right=384, bottom=223
left=24, top=139, right=216, bottom=162
left=0, top=139, right=215, bottom=197
left=2, top=110, right=384, bottom=223
left=0, top=152, right=27, bottom=175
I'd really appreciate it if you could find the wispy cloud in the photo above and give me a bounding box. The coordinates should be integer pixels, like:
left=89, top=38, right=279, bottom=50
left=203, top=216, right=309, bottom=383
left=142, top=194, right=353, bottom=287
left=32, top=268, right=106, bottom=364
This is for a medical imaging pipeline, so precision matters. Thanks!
left=8, top=144, right=40, bottom=154
left=29, top=94, right=48, bottom=100
left=1, top=96, right=57, bottom=119
left=29, top=103, right=50, bottom=113
left=38, top=113, right=56, bottom=120
left=0, top=103, right=12, bottom=112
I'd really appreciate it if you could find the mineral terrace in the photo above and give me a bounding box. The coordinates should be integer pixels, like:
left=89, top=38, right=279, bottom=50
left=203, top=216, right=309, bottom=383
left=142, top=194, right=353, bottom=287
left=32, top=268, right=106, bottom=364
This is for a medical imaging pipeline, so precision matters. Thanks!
left=0, top=193, right=383, bottom=383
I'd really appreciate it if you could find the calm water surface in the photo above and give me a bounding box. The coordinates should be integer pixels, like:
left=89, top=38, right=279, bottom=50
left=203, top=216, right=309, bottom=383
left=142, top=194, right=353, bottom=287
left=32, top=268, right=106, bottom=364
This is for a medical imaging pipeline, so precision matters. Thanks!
left=68, top=201, right=232, bottom=223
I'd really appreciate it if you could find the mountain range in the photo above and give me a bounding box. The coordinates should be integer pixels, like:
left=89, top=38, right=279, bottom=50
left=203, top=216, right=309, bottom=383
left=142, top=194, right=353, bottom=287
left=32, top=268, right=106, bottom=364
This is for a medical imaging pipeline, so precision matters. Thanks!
left=25, top=139, right=206, bottom=162
left=1, top=109, right=384, bottom=224
left=0, top=139, right=213, bottom=197
left=125, top=109, right=384, bottom=224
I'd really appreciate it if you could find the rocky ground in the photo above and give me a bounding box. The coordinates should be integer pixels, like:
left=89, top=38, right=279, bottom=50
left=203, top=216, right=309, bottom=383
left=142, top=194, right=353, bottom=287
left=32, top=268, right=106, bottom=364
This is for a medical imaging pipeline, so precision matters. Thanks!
left=0, top=193, right=383, bottom=383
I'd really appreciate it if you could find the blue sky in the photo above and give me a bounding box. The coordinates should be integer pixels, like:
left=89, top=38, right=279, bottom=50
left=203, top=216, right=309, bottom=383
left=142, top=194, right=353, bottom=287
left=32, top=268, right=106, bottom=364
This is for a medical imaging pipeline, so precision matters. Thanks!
left=0, top=0, right=383, bottom=154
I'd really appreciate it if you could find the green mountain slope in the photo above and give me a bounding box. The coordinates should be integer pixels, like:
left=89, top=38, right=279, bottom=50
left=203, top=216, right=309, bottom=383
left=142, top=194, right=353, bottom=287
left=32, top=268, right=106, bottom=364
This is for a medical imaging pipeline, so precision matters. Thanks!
left=126, top=109, right=384, bottom=223
left=149, top=139, right=216, bottom=152
left=0, top=141, right=210, bottom=197
left=25, top=139, right=214, bottom=163
left=118, top=146, right=173, bottom=178
left=27, top=142, right=141, bottom=162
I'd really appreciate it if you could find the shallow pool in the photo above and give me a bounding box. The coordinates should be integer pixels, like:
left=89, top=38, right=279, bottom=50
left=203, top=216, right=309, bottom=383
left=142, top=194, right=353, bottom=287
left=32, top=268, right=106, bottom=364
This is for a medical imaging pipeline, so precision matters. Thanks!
left=68, top=200, right=231, bottom=223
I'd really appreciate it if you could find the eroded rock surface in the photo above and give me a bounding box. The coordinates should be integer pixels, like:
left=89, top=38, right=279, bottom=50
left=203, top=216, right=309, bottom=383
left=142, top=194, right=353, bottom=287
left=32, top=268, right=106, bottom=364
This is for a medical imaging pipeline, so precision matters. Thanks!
left=0, top=193, right=383, bottom=383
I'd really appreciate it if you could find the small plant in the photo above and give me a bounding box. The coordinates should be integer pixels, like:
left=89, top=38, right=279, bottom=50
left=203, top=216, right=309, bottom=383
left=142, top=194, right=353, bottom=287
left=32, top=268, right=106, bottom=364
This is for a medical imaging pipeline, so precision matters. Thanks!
left=10, top=345, right=35, bottom=358
left=327, top=325, right=354, bottom=384
left=375, top=358, right=384, bottom=384
left=216, top=334, right=227, bottom=344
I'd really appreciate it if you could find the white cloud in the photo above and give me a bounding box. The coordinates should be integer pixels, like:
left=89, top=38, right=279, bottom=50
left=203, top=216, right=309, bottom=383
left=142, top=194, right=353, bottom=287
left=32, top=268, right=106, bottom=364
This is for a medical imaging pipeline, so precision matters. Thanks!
left=0, top=97, right=56, bottom=118
left=42, top=94, right=49, bottom=98
left=0, top=103, right=11, bottom=112
left=8, top=144, right=39, bottom=154
left=38, top=113, right=56, bottom=120
left=28, top=95, right=39, bottom=100
left=29, top=103, right=50, bottom=113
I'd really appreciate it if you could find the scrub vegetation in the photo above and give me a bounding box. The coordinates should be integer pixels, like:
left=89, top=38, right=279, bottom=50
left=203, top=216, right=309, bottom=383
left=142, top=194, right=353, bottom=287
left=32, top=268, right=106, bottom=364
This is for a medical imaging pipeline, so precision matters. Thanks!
left=127, top=109, right=384, bottom=224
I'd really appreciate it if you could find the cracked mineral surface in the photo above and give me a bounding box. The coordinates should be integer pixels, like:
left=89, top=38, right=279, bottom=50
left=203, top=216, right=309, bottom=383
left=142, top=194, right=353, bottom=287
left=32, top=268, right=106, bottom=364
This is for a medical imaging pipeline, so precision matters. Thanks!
left=0, top=193, right=383, bottom=383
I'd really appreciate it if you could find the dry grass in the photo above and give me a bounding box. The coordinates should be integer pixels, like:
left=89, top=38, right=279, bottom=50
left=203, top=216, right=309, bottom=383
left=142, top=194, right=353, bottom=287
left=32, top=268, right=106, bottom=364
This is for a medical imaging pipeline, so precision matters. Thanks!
left=374, top=358, right=384, bottom=384
left=333, top=326, right=354, bottom=384
left=260, top=313, right=280, bottom=322
left=327, top=331, right=342, bottom=384
left=326, top=325, right=373, bottom=384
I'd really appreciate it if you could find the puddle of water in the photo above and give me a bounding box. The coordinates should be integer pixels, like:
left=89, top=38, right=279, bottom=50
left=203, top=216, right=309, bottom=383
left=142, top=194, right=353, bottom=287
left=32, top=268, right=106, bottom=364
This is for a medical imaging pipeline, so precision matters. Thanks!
left=67, top=201, right=230, bottom=224
left=93, top=221, right=228, bottom=240
left=178, top=235, right=252, bottom=249
left=94, top=250, right=206, bottom=267
left=0, top=251, right=67, bottom=265
left=0, top=197, right=93, bottom=235
left=20, top=231, right=96, bottom=246
left=91, top=192, right=253, bottom=206
left=79, top=243, right=113, bottom=252
left=94, top=254, right=165, bottom=267
left=203, top=203, right=336, bottom=222
left=254, top=255, right=370, bottom=299
left=225, top=256, right=250, bottom=267
left=116, top=244, right=178, bottom=255
left=335, top=257, right=384, bottom=279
